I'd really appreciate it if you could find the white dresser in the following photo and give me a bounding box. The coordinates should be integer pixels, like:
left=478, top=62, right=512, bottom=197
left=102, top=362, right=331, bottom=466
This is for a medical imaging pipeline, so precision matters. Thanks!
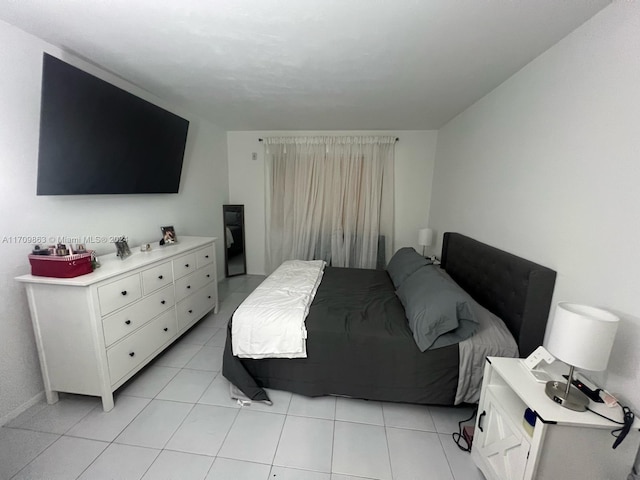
left=16, top=236, right=218, bottom=411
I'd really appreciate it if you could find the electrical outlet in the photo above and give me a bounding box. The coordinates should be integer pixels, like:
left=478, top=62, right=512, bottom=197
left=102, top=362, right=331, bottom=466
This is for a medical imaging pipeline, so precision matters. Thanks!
left=523, top=346, right=555, bottom=370
left=251, top=152, right=257, bottom=161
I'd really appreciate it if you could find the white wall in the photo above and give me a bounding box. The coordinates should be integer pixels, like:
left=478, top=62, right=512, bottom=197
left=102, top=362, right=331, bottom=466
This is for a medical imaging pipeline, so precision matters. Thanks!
left=227, top=130, right=438, bottom=274
left=429, top=4, right=640, bottom=407
left=0, top=20, right=229, bottom=423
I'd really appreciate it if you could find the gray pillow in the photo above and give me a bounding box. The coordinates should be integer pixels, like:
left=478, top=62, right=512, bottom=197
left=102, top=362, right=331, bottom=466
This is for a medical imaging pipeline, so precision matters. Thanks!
left=386, top=247, right=432, bottom=289
left=429, top=317, right=479, bottom=350
left=396, top=265, right=477, bottom=352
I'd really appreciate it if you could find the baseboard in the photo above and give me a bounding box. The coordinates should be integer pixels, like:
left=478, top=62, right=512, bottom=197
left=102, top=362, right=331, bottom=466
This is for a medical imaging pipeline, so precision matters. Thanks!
left=0, top=391, right=45, bottom=427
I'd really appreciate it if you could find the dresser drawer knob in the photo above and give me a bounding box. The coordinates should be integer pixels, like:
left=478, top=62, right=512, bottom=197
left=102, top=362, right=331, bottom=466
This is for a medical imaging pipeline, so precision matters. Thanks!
left=206, top=274, right=210, bottom=278
left=208, top=295, right=211, bottom=299
left=129, top=352, right=135, bottom=357
left=125, top=320, right=131, bottom=325
left=187, top=285, right=191, bottom=289
left=188, top=309, right=193, bottom=314
left=185, top=263, right=190, bottom=268
left=205, top=255, right=209, bottom=258
left=121, top=290, right=127, bottom=296
left=163, top=327, right=168, bottom=332
left=158, top=275, right=163, bottom=280
left=161, top=300, right=166, bottom=305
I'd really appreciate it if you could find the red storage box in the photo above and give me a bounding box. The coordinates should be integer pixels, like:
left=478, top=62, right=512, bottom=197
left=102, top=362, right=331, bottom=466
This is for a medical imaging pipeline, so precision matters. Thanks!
left=29, top=251, right=94, bottom=278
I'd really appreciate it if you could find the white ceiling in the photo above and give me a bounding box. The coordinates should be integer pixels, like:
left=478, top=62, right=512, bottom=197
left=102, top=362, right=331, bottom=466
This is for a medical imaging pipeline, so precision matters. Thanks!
left=0, top=0, right=610, bottom=130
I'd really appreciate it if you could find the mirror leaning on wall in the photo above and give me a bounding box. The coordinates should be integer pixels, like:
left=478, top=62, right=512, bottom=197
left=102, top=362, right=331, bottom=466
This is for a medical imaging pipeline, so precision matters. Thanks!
left=223, top=204, right=247, bottom=277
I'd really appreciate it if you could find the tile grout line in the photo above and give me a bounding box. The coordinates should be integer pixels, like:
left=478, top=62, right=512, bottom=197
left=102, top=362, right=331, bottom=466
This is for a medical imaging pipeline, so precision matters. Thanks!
left=8, top=432, right=62, bottom=480
left=381, top=404, right=394, bottom=480
left=383, top=420, right=395, bottom=480
left=136, top=447, right=164, bottom=480
left=198, top=275, right=241, bottom=478
left=201, top=403, right=242, bottom=478
left=436, top=432, right=458, bottom=480
left=266, top=392, right=293, bottom=476
left=330, top=402, right=337, bottom=478
left=328, top=397, right=337, bottom=478
left=10, top=397, right=104, bottom=478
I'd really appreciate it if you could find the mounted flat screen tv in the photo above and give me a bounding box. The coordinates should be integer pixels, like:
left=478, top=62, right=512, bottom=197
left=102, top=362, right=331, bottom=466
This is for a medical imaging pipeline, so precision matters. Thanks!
left=36, top=53, right=189, bottom=195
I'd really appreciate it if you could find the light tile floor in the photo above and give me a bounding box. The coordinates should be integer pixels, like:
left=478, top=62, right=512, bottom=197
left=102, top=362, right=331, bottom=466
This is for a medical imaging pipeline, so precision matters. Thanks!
left=1, top=274, right=485, bottom=480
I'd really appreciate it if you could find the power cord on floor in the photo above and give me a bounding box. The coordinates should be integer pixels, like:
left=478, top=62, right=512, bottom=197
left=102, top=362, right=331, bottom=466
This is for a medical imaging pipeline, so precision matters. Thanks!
left=452, top=406, right=478, bottom=452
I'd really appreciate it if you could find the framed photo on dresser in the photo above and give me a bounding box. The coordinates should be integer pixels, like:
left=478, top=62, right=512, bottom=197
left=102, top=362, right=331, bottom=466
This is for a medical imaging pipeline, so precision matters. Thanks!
left=160, top=226, right=177, bottom=246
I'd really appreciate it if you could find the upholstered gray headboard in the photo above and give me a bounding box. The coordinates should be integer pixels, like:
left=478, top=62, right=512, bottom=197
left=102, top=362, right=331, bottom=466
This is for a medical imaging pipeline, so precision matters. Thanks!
left=440, top=232, right=556, bottom=357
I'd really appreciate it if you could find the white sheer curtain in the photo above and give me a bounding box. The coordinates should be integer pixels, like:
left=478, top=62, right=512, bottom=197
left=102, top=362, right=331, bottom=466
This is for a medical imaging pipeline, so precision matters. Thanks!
left=264, top=136, right=395, bottom=273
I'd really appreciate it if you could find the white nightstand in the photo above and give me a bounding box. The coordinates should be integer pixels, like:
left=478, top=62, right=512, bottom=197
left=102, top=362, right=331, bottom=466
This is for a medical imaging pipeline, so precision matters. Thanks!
left=471, top=356, right=640, bottom=480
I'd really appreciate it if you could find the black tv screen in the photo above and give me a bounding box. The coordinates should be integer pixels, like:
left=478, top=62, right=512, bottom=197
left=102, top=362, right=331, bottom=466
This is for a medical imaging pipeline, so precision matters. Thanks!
left=36, top=53, right=189, bottom=195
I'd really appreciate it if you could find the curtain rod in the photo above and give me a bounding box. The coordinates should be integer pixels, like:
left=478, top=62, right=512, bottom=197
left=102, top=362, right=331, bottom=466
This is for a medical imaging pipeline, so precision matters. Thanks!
left=258, top=137, right=399, bottom=142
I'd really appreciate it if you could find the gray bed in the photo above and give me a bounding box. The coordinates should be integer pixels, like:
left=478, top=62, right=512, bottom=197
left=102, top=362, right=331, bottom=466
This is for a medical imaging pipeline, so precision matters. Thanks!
left=222, top=232, right=556, bottom=405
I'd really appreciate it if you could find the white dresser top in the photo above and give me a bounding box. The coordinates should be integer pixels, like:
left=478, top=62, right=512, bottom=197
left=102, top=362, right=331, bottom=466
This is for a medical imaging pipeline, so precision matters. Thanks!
left=16, top=236, right=217, bottom=287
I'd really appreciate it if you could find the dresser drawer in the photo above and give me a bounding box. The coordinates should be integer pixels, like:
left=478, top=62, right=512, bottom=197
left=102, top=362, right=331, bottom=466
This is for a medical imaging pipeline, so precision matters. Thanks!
left=176, top=284, right=217, bottom=331
left=175, top=264, right=216, bottom=302
left=173, top=252, right=197, bottom=280
left=175, top=272, right=195, bottom=303
left=196, top=244, right=214, bottom=268
left=200, top=282, right=217, bottom=315
left=141, top=261, right=173, bottom=294
left=174, top=267, right=208, bottom=303
left=102, top=285, right=175, bottom=347
left=107, top=309, right=177, bottom=384
left=98, top=274, right=142, bottom=316
left=198, top=264, right=215, bottom=285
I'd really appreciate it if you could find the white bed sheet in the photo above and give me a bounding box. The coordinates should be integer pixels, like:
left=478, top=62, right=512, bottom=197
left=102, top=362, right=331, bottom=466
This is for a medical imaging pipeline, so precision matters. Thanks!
left=455, top=298, right=519, bottom=404
left=231, top=259, right=325, bottom=359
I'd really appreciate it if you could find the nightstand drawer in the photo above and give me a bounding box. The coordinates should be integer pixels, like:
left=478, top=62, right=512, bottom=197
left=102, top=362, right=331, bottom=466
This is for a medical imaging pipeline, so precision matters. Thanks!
left=98, top=274, right=142, bottom=316
left=102, top=285, right=175, bottom=347
left=141, top=261, right=173, bottom=294
left=107, top=309, right=176, bottom=384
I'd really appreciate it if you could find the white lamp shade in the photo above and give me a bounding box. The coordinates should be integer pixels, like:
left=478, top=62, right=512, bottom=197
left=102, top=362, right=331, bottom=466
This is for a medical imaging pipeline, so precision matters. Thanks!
left=546, top=302, right=619, bottom=371
left=418, top=228, right=433, bottom=247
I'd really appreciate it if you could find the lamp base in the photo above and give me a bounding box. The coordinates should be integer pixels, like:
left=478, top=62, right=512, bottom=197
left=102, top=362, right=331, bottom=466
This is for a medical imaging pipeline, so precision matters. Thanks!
left=545, top=381, right=590, bottom=411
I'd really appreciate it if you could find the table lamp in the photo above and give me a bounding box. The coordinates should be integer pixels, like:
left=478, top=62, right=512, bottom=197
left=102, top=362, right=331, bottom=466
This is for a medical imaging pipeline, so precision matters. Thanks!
left=418, top=228, right=433, bottom=257
left=545, top=302, right=619, bottom=411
